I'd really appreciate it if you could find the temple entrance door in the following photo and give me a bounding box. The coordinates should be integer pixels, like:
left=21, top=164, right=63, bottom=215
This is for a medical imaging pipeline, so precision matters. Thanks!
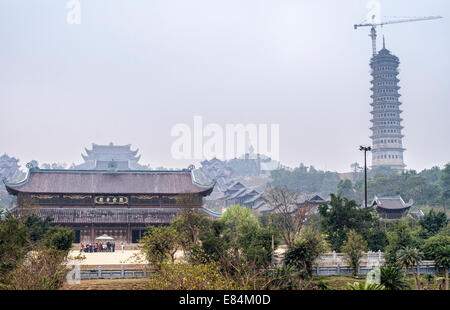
left=74, top=230, right=81, bottom=243
left=132, top=230, right=140, bottom=243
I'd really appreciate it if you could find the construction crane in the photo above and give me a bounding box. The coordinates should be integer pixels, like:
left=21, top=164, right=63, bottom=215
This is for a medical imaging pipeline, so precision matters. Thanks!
left=354, top=15, right=443, bottom=56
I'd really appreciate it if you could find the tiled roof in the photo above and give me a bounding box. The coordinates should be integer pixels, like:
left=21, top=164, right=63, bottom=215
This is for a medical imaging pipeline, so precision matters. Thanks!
left=5, top=169, right=214, bottom=195
left=371, top=195, right=413, bottom=210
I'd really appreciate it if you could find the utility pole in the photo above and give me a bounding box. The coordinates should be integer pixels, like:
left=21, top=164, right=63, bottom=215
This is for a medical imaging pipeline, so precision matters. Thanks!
left=360, top=146, right=371, bottom=208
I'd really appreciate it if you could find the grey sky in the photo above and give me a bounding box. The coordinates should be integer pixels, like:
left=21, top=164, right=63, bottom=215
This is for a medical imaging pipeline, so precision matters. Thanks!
left=0, top=0, right=449, bottom=172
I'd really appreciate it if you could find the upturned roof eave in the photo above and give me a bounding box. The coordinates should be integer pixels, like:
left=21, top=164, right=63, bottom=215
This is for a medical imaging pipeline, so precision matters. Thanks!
left=4, top=168, right=216, bottom=196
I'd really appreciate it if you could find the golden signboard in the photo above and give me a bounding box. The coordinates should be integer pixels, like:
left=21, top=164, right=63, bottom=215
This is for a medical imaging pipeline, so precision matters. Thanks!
left=63, top=195, right=92, bottom=200
left=132, top=195, right=159, bottom=200
left=95, top=196, right=128, bottom=205
left=31, top=194, right=58, bottom=199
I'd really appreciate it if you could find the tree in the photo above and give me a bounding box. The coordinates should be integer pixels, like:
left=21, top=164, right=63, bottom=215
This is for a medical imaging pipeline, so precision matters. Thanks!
left=380, top=264, right=410, bottom=290
left=197, top=205, right=277, bottom=288
left=269, top=165, right=341, bottom=197
left=0, top=216, right=29, bottom=285
left=342, top=230, right=368, bottom=276
left=364, top=171, right=442, bottom=206
left=318, top=194, right=375, bottom=251
left=23, top=214, right=52, bottom=243
left=139, top=225, right=180, bottom=268
left=172, top=208, right=211, bottom=252
left=41, top=226, right=75, bottom=252
left=337, top=179, right=358, bottom=201
left=384, top=220, right=415, bottom=264
left=350, top=162, right=363, bottom=182
left=284, top=227, right=328, bottom=278
left=364, top=227, right=388, bottom=251
left=434, top=245, right=450, bottom=291
left=441, top=163, right=450, bottom=212
left=397, top=247, right=424, bottom=290
left=422, top=235, right=450, bottom=290
left=419, top=210, right=448, bottom=237
left=264, top=186, right=313, bottom=247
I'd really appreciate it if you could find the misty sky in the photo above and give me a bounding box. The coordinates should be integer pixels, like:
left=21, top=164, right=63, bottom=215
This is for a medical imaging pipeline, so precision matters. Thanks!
left=0, top=0, right=449, bottom=172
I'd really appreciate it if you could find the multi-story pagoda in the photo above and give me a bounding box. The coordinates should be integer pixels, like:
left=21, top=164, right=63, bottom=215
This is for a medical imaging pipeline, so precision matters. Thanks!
left=76, top=142, right=146, bottom=170
left=370, top=39, right=406, bottom=171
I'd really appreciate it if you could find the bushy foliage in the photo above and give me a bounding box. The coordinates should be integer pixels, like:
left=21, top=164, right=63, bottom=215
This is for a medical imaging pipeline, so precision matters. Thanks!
left=147, top=262, right=240, bottom=290
left=140, top=225, right=179, bottom=267
left=337, top=179, right=359, bottom=202
left=365, top=171, right=443, bottom=206
left=0, top=216, right=29, bottom=283
left=269, top=164, right=340, bottom=197
left=192, top=205, right=278, bottom=288
left=346, top=281, right=385, bottom=290
left=422, top=234, right=450, bottom=281
left=384, top=219, right=421, bottom=264
left=419, top=210, right=448, bottom=237
left=23, top=215, right=52, bottom=243
left=341, top=230, right=368, bottom=276
left=266, top=264, right=304, bottom=290
left=380, top=264, right=410, bottom=290
left=318, top=194, right=376, bottom=251
left=172, top=208, right=210, bottom=252
left=7, top=249, right=69, bottom=290
left=41, top=226, right=75, bottom=251
left=284, top=227, right=328, bottom=278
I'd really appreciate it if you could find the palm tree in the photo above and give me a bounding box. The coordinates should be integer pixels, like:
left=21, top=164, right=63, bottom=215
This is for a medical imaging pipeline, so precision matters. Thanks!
left=397, top=247, right=424, bottom=290
left=433, top=245, right=450, bottom=290
left=380, top=264, right=410, bottom=290
left=346, top=281, right=385, bottom=290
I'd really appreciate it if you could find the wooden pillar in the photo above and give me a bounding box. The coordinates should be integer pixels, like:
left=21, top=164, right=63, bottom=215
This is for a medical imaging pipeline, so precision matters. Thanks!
left=127, top=223, right=131, bottom=244
left=90, top=223, right=95, bottom=242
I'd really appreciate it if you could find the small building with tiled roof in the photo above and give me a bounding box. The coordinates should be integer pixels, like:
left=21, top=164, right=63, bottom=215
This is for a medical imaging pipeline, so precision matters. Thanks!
left=370, top=195, right=413, bottom=220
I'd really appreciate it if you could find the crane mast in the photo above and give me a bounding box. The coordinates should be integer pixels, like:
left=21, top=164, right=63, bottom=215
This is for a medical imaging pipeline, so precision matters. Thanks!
left=354, top=15, right=443, bottom=56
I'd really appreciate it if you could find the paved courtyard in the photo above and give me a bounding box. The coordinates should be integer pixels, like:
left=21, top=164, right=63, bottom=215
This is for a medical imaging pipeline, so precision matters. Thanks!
left=68, top=250, right=185, bottom=266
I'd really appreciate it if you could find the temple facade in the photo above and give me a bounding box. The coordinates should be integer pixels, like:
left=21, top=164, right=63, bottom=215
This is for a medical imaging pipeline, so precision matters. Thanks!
left=76, top=142, right=147, bottom=170
left=370, top=40, right=406, bottom=171
left=5, top=167, right=216, bottom=243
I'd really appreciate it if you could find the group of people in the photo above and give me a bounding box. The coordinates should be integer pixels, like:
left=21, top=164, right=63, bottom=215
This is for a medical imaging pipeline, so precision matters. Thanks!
left=80, top=241, right=124, bottom=253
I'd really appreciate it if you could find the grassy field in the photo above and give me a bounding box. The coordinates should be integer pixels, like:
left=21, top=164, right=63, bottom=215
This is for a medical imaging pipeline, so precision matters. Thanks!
left=60, top=278, right=150, bottom=290
left=60, top=275, right=446, bottom=290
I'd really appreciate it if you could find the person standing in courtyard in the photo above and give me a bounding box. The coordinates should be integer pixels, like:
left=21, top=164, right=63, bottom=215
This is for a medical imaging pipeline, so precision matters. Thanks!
left=121, top=241, right=124, bottom=253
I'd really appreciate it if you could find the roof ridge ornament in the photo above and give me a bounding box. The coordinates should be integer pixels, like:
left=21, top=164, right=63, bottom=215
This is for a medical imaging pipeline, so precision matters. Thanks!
left=26, top=161, right=39, bottom=170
